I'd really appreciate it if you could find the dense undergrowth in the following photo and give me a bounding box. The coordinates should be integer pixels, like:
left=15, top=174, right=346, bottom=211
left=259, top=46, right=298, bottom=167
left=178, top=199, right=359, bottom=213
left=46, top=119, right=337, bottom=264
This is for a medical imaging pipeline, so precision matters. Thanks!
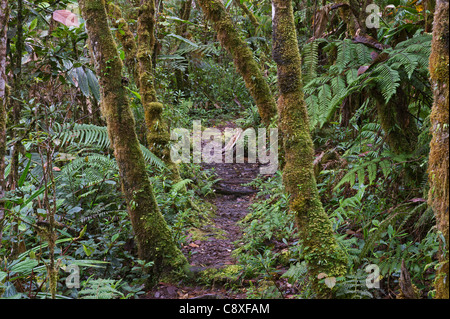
left=0, top=0, right=444, bottom=299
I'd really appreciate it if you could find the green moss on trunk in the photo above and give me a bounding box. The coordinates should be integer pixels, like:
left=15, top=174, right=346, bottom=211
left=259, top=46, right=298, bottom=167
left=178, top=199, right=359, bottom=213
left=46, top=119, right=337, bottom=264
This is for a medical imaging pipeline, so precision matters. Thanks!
left=0, top=0, right=8, bottom=202
left=197, top=0, right=276, bottom=126
left=233, top=0, right=259, bottom=28
left=107, top=3, right=138, bottom=83
left=136, top=0, right=183, bottom=182
left=79, top=0, right=188, bottom=286
left=375, top=90, right=419, bottom=155
left=428, top=0, right=449, bottom=300
left=272, top=0, right=347, bottom=298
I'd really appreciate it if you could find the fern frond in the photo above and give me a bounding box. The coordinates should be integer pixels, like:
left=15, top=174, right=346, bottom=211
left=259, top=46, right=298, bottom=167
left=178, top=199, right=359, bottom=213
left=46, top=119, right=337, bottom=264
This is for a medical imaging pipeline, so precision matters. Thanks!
left=171, top=178, right=192, bottom=193
left=302, top=40, right=319, bottom=83
left=53, top=123, right=166, bottom=169
left=372, top=64, right=400, bottom=103
left=79, top=279, right=123, bottom=299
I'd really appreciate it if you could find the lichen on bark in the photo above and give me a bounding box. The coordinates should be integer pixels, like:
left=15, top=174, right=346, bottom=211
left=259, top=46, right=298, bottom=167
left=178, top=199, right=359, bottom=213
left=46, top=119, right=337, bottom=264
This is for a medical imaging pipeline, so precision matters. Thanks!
left=79, top=0, right=188, bottom=286
left=428, top=0, right=449, bottom=300
left=272, top=0, right=347, bottom=298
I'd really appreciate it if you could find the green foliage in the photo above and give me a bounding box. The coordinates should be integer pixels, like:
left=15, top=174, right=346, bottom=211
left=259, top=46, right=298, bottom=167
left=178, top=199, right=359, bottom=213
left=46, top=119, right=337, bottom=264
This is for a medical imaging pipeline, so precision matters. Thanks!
left=54, top=123, right=166, bottom=169
left=78, top=278, right=124, bottom=299
left=303, top=33, right=431, bottom=129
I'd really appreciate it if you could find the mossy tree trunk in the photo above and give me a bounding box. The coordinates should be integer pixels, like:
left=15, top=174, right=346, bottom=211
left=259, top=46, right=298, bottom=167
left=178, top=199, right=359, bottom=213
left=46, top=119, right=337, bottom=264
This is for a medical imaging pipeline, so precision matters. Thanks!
left=272, top=0, right=347, bottom=298
left=197, top=0, right=277, bottom=126
left=0, top=0, right=8, bottom=224
left=79, top=0, right=188, bottom=285
left=428, top=0, right=449, bottom=299
left=136, top=0, right=179, bottom=178
left=233, top=0, right=259, bottom=28
left=107, top=4, right=139, bottom=83
left=374, top=89, right=419, bottom=155
left=107, top=0, right=182, bottom=182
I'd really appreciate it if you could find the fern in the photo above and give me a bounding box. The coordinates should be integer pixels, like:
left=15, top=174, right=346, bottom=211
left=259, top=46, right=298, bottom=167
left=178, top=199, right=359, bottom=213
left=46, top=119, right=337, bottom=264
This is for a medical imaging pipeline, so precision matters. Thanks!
left=79, top=278, right=124, bottom=299
left=53, top=123, right=166, bottom=170
left=335, top=271, right=374, bottom=299
left=171, top=178, right=192, bottom=193
left=304, top=33, right=431, bottom=129
left=371, top=64, right=401, bottom=103
left=333, top=157, right=391, bottom=190
left=55, top=123, right=110, bottom=149
left=302, top=39, right=320, bottom=83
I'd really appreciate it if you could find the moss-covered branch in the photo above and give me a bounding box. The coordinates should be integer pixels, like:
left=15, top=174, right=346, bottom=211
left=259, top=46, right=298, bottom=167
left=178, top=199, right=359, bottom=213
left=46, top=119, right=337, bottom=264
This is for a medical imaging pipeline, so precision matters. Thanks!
left=428, top=0, right=449, bottom=299
left=79, top=0, right=188, bottom=285
left=272, top=0, right=347, bottom=298
left=233, top=0, right=259, bottom=28
left=197, top=0, right=276, bottom=126
left=107, top=3, right=139, bottom=83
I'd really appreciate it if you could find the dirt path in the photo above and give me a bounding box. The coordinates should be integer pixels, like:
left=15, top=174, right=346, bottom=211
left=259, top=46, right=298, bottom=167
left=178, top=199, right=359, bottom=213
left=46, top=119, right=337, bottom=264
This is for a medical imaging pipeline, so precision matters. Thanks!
left=147, top=122, right=261, bottom=299
left=184, top=160, right=259, bottom=270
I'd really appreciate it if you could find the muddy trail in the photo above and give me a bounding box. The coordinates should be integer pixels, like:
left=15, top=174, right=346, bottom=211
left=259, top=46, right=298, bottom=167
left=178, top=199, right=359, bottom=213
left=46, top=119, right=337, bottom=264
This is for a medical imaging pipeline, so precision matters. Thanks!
left=147, top=123, right=262, bottom=299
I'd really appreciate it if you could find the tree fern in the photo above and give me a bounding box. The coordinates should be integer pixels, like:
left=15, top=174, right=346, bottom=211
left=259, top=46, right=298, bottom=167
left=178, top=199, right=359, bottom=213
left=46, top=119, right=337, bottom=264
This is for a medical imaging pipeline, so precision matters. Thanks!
left=371, top=64, right=400, bottom=103
left=304, top=33, right=431, bottom=129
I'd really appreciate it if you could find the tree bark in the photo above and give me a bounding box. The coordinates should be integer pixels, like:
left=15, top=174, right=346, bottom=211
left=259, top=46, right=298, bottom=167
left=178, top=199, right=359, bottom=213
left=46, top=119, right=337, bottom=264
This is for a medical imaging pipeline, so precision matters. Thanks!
left=197, top=0, right=277, bottom=126
left=272, top=0, right=347, bottom=298
left=428, top=0, right=449, bottom=299
left=136, top=0, right=177, bottom=174
left=108, top=0, right=183, bottom=182
left=0, top=0, right=9, bottom=227
left=79, top=0, right=188, bottom=285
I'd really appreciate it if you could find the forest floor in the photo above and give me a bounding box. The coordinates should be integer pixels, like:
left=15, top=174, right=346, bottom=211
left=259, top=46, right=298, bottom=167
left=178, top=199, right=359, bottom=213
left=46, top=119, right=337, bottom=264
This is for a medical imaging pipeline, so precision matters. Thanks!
left=145, top=121, right=262, bottom=299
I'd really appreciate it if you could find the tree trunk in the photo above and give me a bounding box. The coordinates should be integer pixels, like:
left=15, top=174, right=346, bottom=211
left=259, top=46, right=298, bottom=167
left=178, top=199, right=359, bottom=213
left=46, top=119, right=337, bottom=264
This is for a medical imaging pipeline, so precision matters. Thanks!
left=107, top=3, right=139, bottom=83
left=0, top=0, right=8, bottom=227
left=272, top=0, right=347, bottom=298
left=428, top=0, right=449, bottom=300
left=136, top=0, right=179, bottom=177
left=79, top=0, right=188, bottom=285
left=197, top=0, right=277, bottom=126
left=108, top=0, right=183, bottom=182
left=174, top=0, right=192, bottom=93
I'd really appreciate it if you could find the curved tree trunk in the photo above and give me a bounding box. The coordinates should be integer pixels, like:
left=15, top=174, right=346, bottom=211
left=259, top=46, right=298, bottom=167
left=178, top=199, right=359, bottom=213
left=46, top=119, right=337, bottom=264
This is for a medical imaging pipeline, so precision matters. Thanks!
left=197, top=0, right=277, bottom=126
left=108, top=0, right=183, bottom=182
left=79, top=0, right=188, bottom=286
left=233, top=0, right=259, bottom=28
left=272, top=0, right=347, bottom=298
left=174, top=0, right=192, bottom=93
left=428, top=0, right=449, bottom=299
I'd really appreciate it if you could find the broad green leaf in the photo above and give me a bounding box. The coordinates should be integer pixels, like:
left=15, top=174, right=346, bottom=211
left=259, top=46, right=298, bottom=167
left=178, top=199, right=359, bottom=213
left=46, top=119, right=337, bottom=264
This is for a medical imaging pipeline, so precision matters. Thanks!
left=75, top=67, right=90, bottom=97
left=29, top=18, right=38, bottom=31
left=10, top=258, right=38, bottom=274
